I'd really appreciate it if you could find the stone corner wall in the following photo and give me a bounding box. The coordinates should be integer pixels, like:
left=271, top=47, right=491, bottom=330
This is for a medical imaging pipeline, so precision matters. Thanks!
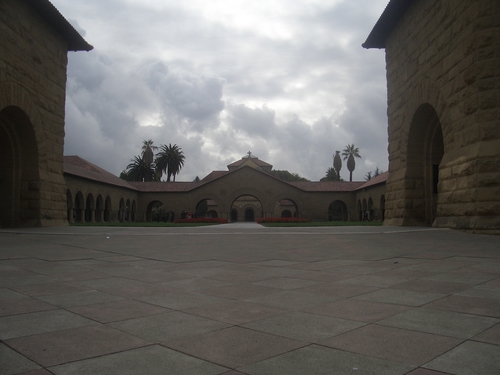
left=0, top=0, right=71, bottom=226
left=383, top=0, right=500, bottom=231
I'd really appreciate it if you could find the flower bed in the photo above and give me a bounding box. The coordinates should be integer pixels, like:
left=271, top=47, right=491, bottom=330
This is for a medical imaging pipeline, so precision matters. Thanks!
left=174, top=218, right=228, bottom=224
left=257, top=217, right=309, bottom=224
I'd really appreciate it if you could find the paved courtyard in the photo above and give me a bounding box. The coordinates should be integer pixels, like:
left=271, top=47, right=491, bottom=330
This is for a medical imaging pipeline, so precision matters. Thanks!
left=1, top=224, right=499, bottom=375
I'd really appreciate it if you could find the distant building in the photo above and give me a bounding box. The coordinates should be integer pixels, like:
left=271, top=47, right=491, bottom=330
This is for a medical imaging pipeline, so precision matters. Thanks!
left=364, top=0, right=499, bottom=232
left=64, top=154, right=388, bottom=223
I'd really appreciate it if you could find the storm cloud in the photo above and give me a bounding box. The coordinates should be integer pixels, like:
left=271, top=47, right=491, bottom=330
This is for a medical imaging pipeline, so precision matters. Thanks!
left=55, top=0, right=389, bottom=181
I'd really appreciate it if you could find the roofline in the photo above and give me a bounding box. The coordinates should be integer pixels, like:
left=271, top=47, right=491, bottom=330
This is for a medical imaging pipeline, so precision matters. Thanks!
left=25, top=0, right=93, bottom=51
left=362, top=0, right=415, bottom=49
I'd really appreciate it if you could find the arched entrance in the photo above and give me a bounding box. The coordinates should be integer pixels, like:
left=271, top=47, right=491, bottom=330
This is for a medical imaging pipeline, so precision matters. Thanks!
left=405, top=104, right=444, bottom=226
left=0, top=107, right=40, bottom=227
left=274, top=199, right=298, bottom=218
left=146, top=200, right=165, bottom=222
left=74, top=192, right=84, bottom=222
left=380, top=195, right=385, bottom=221
left=95, top=195, right=104, bottom=222
left=231, top=195, right=262, bottom=222
left=104, top=196, right=112, bottom=222
left=196, top=198, right=219, bottom=218
left=328, top=200, right=348, bottom=221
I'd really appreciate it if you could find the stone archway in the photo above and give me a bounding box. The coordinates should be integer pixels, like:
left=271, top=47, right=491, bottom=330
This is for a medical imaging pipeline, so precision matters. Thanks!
left=0, top=106, right=40, bottom=227
left=231, top=195, right=262, bottom=222
left=328, top=200, right=348, bottom=221
left=405, top=104, right=444, bottom=226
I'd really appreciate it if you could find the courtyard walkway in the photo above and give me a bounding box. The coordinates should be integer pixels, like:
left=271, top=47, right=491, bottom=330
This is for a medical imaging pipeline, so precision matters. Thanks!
left=1, top=225, right=499, bottom=374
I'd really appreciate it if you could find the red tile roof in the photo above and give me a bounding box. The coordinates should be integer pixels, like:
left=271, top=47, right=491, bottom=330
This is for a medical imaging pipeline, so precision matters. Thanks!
left=355, top=171, right=389, bottom=190
left=63, top=156, right=137, bottom=190
left=289, top=181, right=365, bottom=192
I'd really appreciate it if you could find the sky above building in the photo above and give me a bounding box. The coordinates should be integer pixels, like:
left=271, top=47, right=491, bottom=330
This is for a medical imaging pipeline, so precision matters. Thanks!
left=52, top=0, right=389, bottom=182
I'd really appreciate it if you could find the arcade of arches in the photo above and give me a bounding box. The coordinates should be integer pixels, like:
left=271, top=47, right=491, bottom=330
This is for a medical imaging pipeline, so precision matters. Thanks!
left=62, top=154, right=388, bottom=224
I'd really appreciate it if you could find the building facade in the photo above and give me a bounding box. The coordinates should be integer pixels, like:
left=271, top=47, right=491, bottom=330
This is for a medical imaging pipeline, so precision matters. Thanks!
left=364, top=0, right=500, bottom=232
left=0, top=0, right=92, bottom=226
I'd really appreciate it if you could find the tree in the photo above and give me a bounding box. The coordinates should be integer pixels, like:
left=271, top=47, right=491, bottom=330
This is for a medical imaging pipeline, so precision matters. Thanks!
left=141, top=140, right=157, bottom=168
left=342, top=144, right=361, bottom=182
left=122, top=155, right=155, bottom=182
left=333, top=151, right=342, bottom=181
left=320, top=167, right=339, bottom=182
left=365, top=171, right=372, bottom=181
left=155, top=143, right=185, bottom=182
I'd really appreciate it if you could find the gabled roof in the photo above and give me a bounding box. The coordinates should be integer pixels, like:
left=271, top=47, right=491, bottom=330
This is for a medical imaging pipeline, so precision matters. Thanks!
left=355, top=171, right=389, bottom=190
left=289, top=181, right=365, bottom=192
left=25, top=0, right=93, bottom=51
left=362, top=0, right=415, bottom=49
left=201, top=171, right=229, bottom=183
left=227, top=156, right=273, bottom=171
left=128, top=181, right=199, bottom=192
left=63, top=156, right=136, bottom=190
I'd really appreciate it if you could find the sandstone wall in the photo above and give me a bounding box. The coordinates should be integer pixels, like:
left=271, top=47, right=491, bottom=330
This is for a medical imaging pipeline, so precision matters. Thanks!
left=384, top=0, right=500, bottom=230
left=0, top=0, right=70, bottom=226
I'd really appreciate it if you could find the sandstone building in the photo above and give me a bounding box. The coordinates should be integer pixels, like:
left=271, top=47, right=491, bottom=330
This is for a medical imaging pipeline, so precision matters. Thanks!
left=64, top=154, right=388, bottom=224
left=364, top=0, right=500, bottom=231
left=0, top=0, right=92, bottom=226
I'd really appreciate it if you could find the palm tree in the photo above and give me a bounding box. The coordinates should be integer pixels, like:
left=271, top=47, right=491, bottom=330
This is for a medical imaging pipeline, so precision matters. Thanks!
left=333, top=151, right=342, bottom=181
left=365, top=171, right=372, bottom=181
left=141, top=140, right=157, bottom=168
left=320, top=167, right=339, bottom=182
left=342, top=144, right=361, bottom=182
left=124, top=155, right=155, bottom=182
left=155, top=143, right=185, bottom=182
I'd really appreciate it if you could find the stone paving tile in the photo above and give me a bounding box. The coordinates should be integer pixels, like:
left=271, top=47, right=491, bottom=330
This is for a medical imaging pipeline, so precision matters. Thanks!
left=241, top=311, right=364, bottom=342
left=48, top=345, right=228, bottom=375
left=321, top=324, right=462, bottom=366
left=0, top=274, right=55, bottom=287
left=36, top=290, right=124, bottom=308
left=0, top=288, right=24, bottom=300
left=246, top=290, right=338, bottom=310
left=67, top=299, right=170, bottom=323
left=137, top=290, right=229, bottom=309
left=5, top=325, right=150, bottom=367
left=0, top=297, right=56, bottom=317
left=355, top=288, right=445, bottom=306
left=378, top=308, right=500, bottom=339
left=424, top=295, right=500, bottom=318
left=297, top=282, right=378, bottom=298
left=457, top=285, right=500, bottom=300
left=301, top=298, right=412, bottom=323
left=250, top=277, right=323, bottom=290
left=0, top=310, right=96, bottom=340
left=109, top=311, right=229, bottom=342
left=238, top=344, right=414, bottom=375
left=15, top=370, right=54, bottom=375
left=424, top=341, right=500, bottom=375
left=423, top=272, right=497, bottom=285
left=161, top=276, right=235, bottom=291
left=0, top=342, right=40, bottom=375
left=472, top=322, right=500, bottom=345
left=283, top=269, right=357, bottom=282
left=201, top=284, right=281, bottom=300
left=165, top=326, right=307, bottom=368
left=405, top=369, right=454, bottom=375
left=11, top=282, right=91, bottom=297
left=184, top=300, right=287, bottom=325
left=390, top=279, right=471, bottom=294
left=336, top=274, right=408, bottom=288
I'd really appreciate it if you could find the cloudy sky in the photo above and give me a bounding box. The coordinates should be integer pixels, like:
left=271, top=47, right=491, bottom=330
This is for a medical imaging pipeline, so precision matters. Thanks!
left=52, top=0, right=389, bottom=182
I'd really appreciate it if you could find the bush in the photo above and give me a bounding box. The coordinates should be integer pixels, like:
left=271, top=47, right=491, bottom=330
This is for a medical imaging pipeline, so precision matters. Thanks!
left=174, top=218, right=228, bottom=224
left=257, top=217, right=309, bottom=224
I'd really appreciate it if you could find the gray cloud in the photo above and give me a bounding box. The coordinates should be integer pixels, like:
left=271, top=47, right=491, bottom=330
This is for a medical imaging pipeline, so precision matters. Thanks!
left=57, top=0, right=390, bottom=182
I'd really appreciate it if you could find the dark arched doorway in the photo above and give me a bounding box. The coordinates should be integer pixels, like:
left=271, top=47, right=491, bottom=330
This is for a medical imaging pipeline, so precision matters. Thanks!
left=0, top=107, right=40, bottom=227
left=406, top=104, right=444, bottom=226
left=328, top=200, right=348, bottom=221
left=231, top=195, right=262, bottom=222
